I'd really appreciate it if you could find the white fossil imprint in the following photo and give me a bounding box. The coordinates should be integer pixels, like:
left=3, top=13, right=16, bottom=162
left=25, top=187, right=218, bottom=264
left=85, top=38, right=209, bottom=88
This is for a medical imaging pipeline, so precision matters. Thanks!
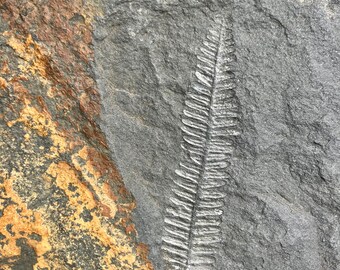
left=161, top=16, right=241, bottom=270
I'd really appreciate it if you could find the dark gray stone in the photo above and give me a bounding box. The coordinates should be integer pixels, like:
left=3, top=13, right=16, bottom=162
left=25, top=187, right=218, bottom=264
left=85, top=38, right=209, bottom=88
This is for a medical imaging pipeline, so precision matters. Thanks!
left=93, top=1, right=340, bottom=269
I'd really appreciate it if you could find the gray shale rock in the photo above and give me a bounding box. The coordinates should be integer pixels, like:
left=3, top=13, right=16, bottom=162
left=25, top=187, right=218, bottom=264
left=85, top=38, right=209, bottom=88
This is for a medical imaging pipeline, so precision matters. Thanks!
left=93, top=0, right=340, bottom=269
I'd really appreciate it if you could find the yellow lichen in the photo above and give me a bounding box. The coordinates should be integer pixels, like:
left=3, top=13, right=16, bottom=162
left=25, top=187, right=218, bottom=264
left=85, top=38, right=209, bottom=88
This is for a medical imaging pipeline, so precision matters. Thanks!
left=0, top=171, right=51, bottom=268
left=5, top=33, right=50, bottom=85
left=7, top=98, right=68, bottom=155
left=71, top=146, right=118, bottom=218
left=45, top=162, right=138, bottom=269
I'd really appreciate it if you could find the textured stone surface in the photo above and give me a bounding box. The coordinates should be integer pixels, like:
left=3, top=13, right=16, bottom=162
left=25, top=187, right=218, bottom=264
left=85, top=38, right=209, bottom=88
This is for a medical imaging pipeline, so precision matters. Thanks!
left=0, top=0, right=152, bottom=269
left=95, top=0, right=340, bottom=269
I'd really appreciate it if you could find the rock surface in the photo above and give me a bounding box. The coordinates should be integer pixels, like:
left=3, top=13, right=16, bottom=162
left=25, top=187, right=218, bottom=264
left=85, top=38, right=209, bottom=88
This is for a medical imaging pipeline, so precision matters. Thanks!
left=95, top=0, right=340, bottom=269
left=0, top=0, right=152, bottom=269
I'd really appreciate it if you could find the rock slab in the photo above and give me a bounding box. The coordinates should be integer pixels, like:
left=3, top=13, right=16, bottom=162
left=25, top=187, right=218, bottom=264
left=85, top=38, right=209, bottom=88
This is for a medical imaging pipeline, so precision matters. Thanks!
left=95, top=0, right=340, bottom=269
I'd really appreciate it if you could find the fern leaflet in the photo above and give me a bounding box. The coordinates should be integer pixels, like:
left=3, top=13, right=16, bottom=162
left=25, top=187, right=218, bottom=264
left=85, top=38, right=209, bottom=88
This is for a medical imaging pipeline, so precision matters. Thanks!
left=162, top=16, right=240, bottom=270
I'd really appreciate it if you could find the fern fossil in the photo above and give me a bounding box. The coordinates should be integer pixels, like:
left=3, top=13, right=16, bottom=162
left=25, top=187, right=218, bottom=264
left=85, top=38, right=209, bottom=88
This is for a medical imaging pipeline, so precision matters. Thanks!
left=162, top=17, right=240, bottom=270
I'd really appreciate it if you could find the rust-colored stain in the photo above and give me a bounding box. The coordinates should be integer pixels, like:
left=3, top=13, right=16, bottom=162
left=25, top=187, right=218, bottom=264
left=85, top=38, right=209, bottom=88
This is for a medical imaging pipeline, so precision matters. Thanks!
left=0, top=0, right=153, bottom=269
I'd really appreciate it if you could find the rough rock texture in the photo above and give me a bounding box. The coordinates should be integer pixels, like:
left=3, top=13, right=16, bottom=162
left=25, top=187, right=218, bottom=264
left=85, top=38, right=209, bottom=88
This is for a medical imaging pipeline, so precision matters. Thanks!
left=95, top=0, right=340, bottom=269
left=0, top=0, right=152, bottom=269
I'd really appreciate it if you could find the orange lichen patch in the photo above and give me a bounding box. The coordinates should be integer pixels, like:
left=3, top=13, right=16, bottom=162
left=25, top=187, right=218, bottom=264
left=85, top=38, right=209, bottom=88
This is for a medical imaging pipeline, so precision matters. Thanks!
left=45, top=162, right=142, bottom=269
left=0, top=77, right=7, bottom=89
left=7, top=97, right=68, bottom=154
left=5, top=33, right=50, bottom=85
left=71, top=146, right=119, bottom=218
left=103, top=182, right=119, bottom=201
left=46, top=162, right=97, bottom=214
left=0, top=171, right=51, bottom=266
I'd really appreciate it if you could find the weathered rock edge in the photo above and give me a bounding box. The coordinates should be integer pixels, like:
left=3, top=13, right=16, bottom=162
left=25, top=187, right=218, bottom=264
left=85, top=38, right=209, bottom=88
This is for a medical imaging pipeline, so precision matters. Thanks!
left=0, top=0, right=153, bottom=269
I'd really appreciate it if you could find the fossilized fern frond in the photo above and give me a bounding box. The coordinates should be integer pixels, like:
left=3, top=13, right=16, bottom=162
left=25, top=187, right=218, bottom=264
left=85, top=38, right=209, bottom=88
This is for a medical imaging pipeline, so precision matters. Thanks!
left=161, top=17, right=240, bottom=270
